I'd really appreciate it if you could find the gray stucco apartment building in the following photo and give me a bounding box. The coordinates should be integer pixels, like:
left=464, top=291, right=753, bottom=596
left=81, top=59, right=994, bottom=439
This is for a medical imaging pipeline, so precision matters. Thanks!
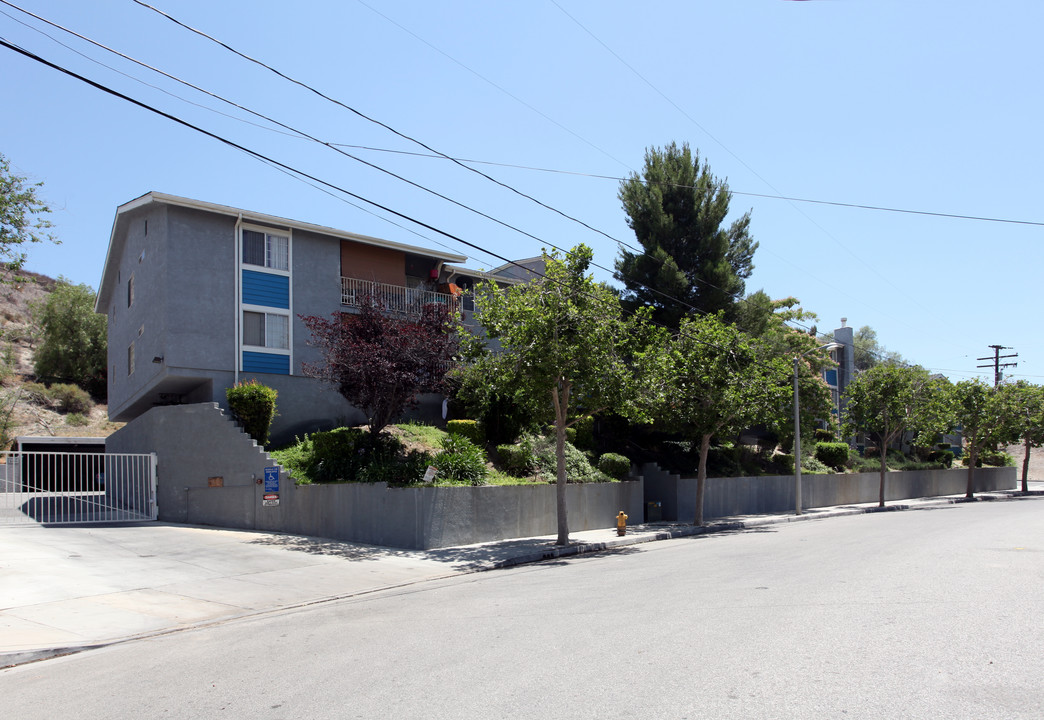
left=95, top=192, right=535, bottom=444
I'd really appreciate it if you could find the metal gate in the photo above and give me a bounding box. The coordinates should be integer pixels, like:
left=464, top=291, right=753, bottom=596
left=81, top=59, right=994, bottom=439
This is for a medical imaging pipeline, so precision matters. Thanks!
left=0, top=451, right=157, bottom=525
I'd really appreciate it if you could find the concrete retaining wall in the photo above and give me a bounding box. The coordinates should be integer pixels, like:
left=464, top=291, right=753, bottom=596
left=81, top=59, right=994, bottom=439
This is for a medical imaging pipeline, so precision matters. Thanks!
left=643, top=462, right=1018, bottom=523
left=107, top=403, right=643, bottom=549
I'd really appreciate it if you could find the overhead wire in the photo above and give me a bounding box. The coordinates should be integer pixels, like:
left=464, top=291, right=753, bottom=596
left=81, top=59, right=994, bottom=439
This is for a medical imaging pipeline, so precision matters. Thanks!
left=129, top=0, right=627, bottom=250
left=0, top=19, right=1001, bottom=383
left=328, top=143, right=1044, bottom=228
left=9, top=0, right=853, bottom=329
left=0, top=0, right=741, bottom=322
left=0, top=35, right=820, bottom=380
left=548, top=0, right=909, bottom=300
left=353, top=0, right=632, bottom=171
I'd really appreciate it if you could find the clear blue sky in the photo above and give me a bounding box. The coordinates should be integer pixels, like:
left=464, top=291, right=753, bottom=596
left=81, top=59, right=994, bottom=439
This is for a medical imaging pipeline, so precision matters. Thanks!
left=2, top=1, right=1040, bottom=383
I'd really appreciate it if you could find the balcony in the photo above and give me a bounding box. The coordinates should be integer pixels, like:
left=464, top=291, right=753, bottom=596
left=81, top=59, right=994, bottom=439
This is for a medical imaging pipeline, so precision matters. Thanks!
left=340, top=277, right=461, bottom=316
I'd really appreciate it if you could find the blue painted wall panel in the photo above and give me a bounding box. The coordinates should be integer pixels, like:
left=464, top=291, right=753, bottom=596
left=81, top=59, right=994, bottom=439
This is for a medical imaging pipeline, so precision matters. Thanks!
left=243, top=351, right=290, bottom=375
left=242, top=270, right=289, bottom=309
left=824, top=369, right=838, bottom=387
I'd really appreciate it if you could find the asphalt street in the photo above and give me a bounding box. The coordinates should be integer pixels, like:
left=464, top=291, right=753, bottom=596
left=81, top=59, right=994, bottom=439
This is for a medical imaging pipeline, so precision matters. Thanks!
left=2, top=495, right=1042, bottom=719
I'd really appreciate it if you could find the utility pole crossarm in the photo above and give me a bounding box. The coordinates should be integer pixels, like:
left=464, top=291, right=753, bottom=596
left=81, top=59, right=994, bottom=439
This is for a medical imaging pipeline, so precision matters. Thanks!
left=976, top=345, right=1017, bottom=386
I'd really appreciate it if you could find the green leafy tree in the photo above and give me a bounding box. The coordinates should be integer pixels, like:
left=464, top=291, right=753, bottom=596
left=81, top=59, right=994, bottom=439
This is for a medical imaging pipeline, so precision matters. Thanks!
left=0, top=153, right=56, bottom=283
left=952, top=378, right=1013, bottom=498
left=468, top=245, right=653, bottom=544
left=735, top=292, right=833, bottom=449
left=615, top=142, right=757, bottom=327
left=842, top=364, right=952, bottom=507
left=995, top=381, right=1044, bottom=492
left=33, top=279, right=107, bottom=396
left=649, top=313, right=791, bottom=526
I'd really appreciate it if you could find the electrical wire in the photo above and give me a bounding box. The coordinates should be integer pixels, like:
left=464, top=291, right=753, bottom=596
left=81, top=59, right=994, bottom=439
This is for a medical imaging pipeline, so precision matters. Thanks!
left=548, top=0, right=907, bottom=299
left=0, top=0, right=742, bottom=322
left=39, top=1, right=1013, bottom=378
left=4, top=0, right=876, bottom=329
left=353, top=0, right=631, bottom=172
left=1, top=36, right=826, bottom=382
left=329, top=143, right=1044, bottom=228
left=129, top=0, right=626, bottom=249
left=1, top=35, right=993, bottom=385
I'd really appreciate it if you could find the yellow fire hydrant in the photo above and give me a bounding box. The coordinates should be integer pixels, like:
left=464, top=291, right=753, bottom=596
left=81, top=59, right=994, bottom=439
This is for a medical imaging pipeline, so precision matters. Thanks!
left=616, top=510, right=628, bottom=536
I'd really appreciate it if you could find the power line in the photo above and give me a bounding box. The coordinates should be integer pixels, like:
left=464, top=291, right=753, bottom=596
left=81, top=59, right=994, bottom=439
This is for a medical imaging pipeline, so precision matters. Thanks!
left=6, top=4, right=1000, bottom=382
left=0, top=37, right=538, bottom=284
left=353, top=0, right=632, bottom=171
left=2, top=0, right=744, bottom=321
left=547, top=1, right=911, bottom=309
left=3, top=36, right=830, bottom=383
left=10, top=0, right=960, bottom=337
left=129, top=0, right=626, bottom=250
left=328, top=143, right=1044, bottom=228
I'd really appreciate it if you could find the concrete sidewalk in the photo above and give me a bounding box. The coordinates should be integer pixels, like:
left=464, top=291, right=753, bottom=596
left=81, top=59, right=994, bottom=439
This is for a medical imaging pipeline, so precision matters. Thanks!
left=3, top=483, right=1041, bottom=668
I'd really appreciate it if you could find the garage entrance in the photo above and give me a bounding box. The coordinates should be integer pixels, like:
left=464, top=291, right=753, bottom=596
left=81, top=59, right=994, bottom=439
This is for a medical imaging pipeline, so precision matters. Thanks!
left=0, top=450, right=157, bottom=525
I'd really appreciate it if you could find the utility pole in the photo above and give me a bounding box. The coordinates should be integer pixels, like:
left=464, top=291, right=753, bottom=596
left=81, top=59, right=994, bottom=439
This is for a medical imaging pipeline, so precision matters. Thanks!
left=977, top=345, right=1017, bottom=386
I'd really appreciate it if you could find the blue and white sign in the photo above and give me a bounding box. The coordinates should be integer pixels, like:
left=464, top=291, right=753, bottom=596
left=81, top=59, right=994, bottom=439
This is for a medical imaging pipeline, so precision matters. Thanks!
left=263, top=466, right=279, bottom=493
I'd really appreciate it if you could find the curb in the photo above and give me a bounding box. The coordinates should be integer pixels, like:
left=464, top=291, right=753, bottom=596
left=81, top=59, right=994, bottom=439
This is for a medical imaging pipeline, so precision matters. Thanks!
left=487, top=488, right=1040, bottom=570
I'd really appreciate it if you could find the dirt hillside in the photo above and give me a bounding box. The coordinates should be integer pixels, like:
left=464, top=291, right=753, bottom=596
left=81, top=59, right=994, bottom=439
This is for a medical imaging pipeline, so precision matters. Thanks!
left=0, top=272, right=120, bottom=443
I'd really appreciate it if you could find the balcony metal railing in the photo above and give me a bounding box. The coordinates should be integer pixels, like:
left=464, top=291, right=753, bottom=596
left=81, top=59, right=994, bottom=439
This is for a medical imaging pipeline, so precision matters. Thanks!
left=341, top=277, right=461, bottom=316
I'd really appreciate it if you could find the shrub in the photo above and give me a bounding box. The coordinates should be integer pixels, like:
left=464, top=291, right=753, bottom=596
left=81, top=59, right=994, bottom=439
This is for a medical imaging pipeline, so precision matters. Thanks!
left=272, top=428, right=411, bottom=484
left=535, top=437, right=609, bottom=483
left=226, top=380, right=278, bottom=446
left=597, top=452, right=631, bottom=480
left=814, top=428, right=835, bottom=443
left=432, top=433, right=487, bottom=484
left=815, top=442, right=849, bottom=470
left=446, top=419, right=485, bottom=445
left=359, top=449, right=434, bottom=484
left=565, top=427, right=577, bottom=445
left=573, top=415, right=595, bottom=450
left=963, top=449, right=1015, bottom=468
left=65, top=412, right=89, bottom=427
left=49, top=383, right=92, bottom=414
left=927, top=449, right=954, bottom=468
left=496, top=442, right=535, bottom=476
left=22, top=382, right=51, bottom=406
left=772, top=453, right=795, bottom=476
left=706, top=444, right=741, bottom=478
left=801, top=456, right=831, bottom=474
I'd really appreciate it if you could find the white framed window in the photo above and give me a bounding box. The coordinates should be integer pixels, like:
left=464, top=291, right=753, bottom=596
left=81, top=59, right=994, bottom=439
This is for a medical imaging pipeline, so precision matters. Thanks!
left=243, top=310, right=289, bottom=350
left=242, top=228, right=289, bottom=271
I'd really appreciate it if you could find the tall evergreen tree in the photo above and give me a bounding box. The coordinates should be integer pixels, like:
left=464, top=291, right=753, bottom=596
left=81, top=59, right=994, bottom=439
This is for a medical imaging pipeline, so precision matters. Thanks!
left=615, top=142, right=757, bottom=327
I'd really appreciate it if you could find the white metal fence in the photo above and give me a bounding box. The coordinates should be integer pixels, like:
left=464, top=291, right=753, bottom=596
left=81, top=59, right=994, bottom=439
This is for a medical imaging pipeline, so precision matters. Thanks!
left=0, top=451, right=157, bottom=525
left=340, top=277, right=461, bottom=316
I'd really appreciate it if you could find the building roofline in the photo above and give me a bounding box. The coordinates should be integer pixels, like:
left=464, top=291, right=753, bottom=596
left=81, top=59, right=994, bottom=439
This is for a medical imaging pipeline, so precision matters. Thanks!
left=96, top=192, right=468, bottom=311
left=488, top=256, right=543, bottom=274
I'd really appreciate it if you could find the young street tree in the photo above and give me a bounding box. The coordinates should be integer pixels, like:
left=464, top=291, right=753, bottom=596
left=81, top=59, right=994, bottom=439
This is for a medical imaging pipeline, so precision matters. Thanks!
left=0, top=153, right=55, bottom=283
left=33, top=279, right=107, bottom=397
left=996, top=380, right=1044, bottom=493
left=615, top=142, right=757, bottom=327
left=302, top=296, right=458, bottom=439
left=470, top=245, right=652, bottom=545
left=650, top=313, right=791, bottom=526
left=842, top=364, right=952, bottom=507
left=953, top=378, right=1010, bottom=498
